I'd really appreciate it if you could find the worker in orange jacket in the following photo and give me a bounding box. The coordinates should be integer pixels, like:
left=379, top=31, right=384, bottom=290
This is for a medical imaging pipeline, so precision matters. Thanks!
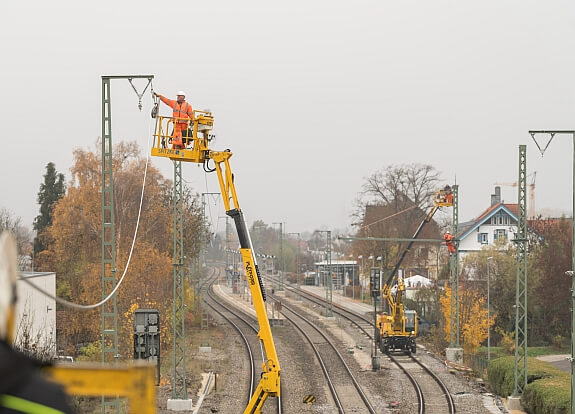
left=443, top=185, right=454, bottom=205
left=154, top=90, right=194, bottom=149
left=444, top=231, right=456, bottom=254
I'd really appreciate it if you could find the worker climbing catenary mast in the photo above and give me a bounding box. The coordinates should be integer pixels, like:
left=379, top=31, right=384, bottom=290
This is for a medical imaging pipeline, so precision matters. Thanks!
left=444, top=231, right=456, bottom=254
left=0, top=232, right=74, bottom=413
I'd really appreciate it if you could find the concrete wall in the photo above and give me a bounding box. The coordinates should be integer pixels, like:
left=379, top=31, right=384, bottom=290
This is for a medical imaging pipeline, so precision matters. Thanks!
left=15, top=272, right=56, bottom=356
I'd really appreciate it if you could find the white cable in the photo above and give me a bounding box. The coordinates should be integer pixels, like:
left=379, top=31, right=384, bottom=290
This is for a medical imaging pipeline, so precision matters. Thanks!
left=22, top=107, right=153, bottom=310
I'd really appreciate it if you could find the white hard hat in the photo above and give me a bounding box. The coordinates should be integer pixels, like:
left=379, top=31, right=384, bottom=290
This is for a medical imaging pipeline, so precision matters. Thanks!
left=177, top=90, right=186, bottom=97
left=446, top=231, right=450, bottom=234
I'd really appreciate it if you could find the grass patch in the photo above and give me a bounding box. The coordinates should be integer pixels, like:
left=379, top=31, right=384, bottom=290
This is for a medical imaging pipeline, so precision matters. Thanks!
left=476, top=345, right=570, bottom=359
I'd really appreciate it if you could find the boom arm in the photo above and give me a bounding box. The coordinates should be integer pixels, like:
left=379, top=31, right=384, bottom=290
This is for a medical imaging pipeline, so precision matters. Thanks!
left=382, top=205, right=439, bottom=331
left=384, top=205, right=439, bottom=288
left=151, top=115, right=280, bottom=413
left=211, top=151, right=280, bottom=413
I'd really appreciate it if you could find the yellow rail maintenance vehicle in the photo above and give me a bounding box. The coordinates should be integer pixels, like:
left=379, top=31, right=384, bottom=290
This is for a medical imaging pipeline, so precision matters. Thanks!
left=376, top=188, right=453, bottom=355
left=150, top=111, right=280, bottom=413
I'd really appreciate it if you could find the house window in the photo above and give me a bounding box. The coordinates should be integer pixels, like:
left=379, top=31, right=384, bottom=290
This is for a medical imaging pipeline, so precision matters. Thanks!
left=491, top=211, right=511, bottom=226
left=494, top=229, right=507, bottom=242
left=480, top=233, right=488, bottom=244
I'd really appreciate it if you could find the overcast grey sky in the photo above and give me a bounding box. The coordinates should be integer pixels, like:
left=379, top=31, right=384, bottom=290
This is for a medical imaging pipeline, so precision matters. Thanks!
left=2, top=1, right=575, bottom=235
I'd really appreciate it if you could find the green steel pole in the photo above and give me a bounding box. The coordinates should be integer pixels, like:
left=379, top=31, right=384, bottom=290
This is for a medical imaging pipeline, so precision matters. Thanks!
left=528, top=131, right=575, bottom=411
left=101, top=77, right=119, bottom=414
left=454, top=184, right=460, bottom=347
left=512, top=145, right=528, bottom=397
left=288, top=233, right=301, bottom=300
left=100, top=74, right=153, bottom=413
left=280, top=223, right=284, bottom=290
left=572, top=135, right=575, bottom=414
left=172, top=161, right=187, bottom=399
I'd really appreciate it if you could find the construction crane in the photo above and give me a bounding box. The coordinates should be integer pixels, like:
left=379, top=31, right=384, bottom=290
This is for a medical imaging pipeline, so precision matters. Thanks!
left=494, top=171, right=536, bottom=219
left=376, top=186, right=453, bottom=354
left=150, top=112, right=280, bottom=413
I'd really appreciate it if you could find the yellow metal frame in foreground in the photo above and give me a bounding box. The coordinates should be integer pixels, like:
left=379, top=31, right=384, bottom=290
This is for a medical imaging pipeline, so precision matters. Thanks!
left=44, top=362, right=156, bottom=413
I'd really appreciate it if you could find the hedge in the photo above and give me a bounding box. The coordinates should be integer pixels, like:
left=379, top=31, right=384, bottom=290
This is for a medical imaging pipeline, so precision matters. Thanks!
left=487, top=356, right=570, bottom=414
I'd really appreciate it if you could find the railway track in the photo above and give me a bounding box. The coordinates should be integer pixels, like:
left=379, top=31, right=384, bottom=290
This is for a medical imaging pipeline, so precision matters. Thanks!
left=270, top=275, right=457, bottom=413
left=204, top=267, right=457, bottom=413
left=389, top=353, right=456, bottom=414
left=264, top=275, right=375, bottom=338
left=270, top=295, right=377, bottom=414
left=203, top=269, right=283, bottom=413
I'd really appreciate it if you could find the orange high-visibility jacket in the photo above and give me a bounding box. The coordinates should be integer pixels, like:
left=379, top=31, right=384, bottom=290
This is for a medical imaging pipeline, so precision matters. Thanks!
left=159, top=95, right=194, bottom=131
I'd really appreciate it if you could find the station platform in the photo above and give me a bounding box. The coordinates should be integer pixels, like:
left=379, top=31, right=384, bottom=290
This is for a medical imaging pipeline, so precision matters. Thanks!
left=298, top=284, right=374, bottom=315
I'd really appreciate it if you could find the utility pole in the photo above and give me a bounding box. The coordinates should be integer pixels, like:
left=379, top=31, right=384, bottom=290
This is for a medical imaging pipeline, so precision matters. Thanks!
left=508, top=145, right=528, bottom=407
left=370, top=266, right=381, bottom=371
left=101, top=75, right=153, bottom=413
left=487, top=257, right=493, bottom=361
left=446, top=184, right=463, bottom=364
left=288, top=233, right=301, bottom=300
left=273, top=222, right=284, bottom=291
left=218, top=216, right=231, bottom=286
left=201, top=193, right=220, bottom=270
left=172, top=160, right=187, bottom=401
left=529, top=131, right=575, bottom=414
left=316, top=230, right=333, bottom=317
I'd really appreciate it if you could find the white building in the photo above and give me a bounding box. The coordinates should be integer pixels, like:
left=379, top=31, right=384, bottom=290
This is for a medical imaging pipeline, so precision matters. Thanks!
left=457, top=187, right=523, bottom=255
left=15, top=272, right=57, bottom=356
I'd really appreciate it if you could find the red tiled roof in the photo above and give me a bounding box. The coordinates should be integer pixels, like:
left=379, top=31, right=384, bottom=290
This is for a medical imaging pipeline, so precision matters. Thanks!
left=475, top=203, right=518, bottom=222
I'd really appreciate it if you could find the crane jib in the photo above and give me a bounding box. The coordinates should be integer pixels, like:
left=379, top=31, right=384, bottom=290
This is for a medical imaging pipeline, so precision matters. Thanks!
left=385, top=206, right=439, bottom=286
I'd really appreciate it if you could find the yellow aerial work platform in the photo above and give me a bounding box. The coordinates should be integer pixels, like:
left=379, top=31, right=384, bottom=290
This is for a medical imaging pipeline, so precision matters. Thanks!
left=434, top=187, right=454, bottom=207
left=150, top=112, right=215, bottom=163
left=150, top=111, right=281, bottom=414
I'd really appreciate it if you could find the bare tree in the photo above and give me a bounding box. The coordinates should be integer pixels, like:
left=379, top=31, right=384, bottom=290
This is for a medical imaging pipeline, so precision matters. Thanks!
left=351, top=163, right=443, bottom=278
left=0, top=207, right=33, bottom=270
left=359, top=163, right=440, bottom=212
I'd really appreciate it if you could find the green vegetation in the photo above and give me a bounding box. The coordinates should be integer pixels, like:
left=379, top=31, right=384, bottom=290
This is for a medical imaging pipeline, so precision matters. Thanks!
left=487, top=356, right=570, bottom=414
left=477, top=345, right=570, bottom=359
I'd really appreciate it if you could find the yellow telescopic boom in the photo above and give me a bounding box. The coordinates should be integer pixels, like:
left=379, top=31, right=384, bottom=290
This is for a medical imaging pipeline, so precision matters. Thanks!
left=151, top=113, right=280, bottom=413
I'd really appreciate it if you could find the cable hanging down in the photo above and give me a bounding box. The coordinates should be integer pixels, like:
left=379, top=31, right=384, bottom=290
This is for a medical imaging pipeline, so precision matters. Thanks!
left=22, top=101, right=155, bottom=310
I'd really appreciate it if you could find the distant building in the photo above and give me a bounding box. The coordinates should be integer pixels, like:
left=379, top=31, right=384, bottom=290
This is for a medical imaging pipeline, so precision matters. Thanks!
left=314, top=260, right=358, bottom=289
left=15, top=272, right=56, bottom=356
left=456, top=186, right=545, bottom=255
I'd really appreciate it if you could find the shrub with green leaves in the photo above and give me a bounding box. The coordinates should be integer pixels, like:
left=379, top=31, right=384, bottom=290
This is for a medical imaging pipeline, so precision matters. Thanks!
left=488, top=356, right=570, bottom=414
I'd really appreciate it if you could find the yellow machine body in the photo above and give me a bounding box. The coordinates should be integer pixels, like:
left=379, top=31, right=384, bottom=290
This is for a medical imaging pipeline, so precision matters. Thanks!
left=45, top=363, right=156, bottom=413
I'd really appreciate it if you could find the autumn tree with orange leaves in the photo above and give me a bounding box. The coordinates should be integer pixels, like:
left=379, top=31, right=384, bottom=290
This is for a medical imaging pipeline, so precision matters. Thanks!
left=37, top=141, right=206, bottom=357
left=440, top=285, right=495, bottom=355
